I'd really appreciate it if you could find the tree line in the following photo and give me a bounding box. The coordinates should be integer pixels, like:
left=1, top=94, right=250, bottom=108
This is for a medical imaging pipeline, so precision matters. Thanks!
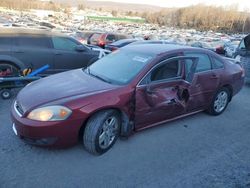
left=138, top=4, right=250, bottom=33
left=0, top=1, right=249, bottom=33
left=0, top=0, right=62, bottom=11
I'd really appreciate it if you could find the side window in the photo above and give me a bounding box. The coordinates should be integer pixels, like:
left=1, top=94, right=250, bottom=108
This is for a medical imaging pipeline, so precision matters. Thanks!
left=90, top=33, right=101, bottom=43
left=16, top=36, right=50, bottom=48
left=151, top=60, right=181, bottom=82
left=185, top=53, right=211, bottom=73
left=212, top=57, right=224, bottom=69
left=239, top=40, right=245, bottom=49
left=52, top=37, right=78, bottom=51
left=106, top=34, right=115, bottom=42
left=118, top=35, right=126, bottom=40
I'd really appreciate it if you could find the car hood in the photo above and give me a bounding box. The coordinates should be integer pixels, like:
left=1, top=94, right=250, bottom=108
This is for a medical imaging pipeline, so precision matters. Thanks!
left=17, top=69, right=117, bottom=113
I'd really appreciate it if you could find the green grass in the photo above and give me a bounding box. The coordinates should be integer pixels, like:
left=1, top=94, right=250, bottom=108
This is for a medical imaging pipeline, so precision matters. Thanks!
left=86, top=16, right=145, bottom=23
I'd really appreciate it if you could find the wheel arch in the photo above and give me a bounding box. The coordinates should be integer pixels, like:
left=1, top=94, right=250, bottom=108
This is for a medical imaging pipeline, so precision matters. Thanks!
left=0, top=55, right=26, bottom=70
left=78, top=107, right=133, bottom=140
left=221, top=84, right=233, bottom=102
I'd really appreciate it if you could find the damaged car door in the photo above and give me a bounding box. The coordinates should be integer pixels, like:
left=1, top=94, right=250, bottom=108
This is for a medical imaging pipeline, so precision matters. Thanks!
left=135, top=56, right=198, bottom=129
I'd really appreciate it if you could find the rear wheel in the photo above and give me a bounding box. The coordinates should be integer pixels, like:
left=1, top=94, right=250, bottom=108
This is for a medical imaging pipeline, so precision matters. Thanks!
left=207, top=87, right=230, bottom=115
left=83, top=110, right=121, bottom=155
left=0, top=63, right=20, bottom=77
left=1, top=89, right=12, bottom=99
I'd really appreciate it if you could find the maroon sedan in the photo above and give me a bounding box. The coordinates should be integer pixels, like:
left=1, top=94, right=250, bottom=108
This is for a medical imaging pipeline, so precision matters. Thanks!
left=11, top=44, right=245, bottom=155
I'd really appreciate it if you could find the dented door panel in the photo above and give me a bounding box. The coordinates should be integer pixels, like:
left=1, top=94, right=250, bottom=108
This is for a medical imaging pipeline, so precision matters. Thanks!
left=135, top=80, right=191, bottom=128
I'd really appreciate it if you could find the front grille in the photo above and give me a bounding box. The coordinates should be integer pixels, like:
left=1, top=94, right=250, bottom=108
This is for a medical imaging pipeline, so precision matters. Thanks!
left=14, top=101, right=24, bottom=117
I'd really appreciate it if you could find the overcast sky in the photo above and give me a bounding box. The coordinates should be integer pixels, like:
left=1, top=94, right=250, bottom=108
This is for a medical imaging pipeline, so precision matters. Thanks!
left=90, top=0, right=250, bottom=11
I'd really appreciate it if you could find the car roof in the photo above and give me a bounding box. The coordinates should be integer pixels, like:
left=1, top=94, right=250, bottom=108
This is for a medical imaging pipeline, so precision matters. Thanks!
left=123, top=43, right=197, bottom=56
left=0, top=27, right=65, bottom=37
left=110, top=39, right=138, bottom=45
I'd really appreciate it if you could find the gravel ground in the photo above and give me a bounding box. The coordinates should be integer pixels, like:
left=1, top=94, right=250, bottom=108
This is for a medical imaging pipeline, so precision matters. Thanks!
left=0, top=85, right=250, bottom=188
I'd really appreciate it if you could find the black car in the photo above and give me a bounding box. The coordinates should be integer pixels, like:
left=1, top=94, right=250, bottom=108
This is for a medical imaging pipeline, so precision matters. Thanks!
left=234, top=34, right=250, bottom=83
left=105, top=39, right=138, bottom=51
left=0, top=28, right=100, bottom=76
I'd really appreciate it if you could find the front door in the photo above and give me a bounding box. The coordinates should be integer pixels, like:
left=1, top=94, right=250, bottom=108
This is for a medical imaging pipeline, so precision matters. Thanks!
left=52, top=37, right=94, bottom=73
left=135, top=57, right=198, bottom=129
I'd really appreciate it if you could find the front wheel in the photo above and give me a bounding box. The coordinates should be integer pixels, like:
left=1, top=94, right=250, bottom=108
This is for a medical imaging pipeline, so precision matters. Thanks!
left=83, top=110, right=121, bottom=155
left=207, top=88, right=230, bottom=115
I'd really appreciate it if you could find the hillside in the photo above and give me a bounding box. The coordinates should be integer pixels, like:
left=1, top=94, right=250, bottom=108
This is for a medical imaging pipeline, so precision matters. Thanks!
left=51, top=0, right=163, bottom=12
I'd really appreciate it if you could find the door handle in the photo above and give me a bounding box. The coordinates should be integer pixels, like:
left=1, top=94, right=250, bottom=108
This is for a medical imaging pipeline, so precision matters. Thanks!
left=13, top=50, right=24, bottom=53
left=167, top=99, right=177, bottom=105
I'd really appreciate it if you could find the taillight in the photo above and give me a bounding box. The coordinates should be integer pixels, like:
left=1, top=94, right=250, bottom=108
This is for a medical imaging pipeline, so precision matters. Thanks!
left=98, top=41, right=105, bottom=47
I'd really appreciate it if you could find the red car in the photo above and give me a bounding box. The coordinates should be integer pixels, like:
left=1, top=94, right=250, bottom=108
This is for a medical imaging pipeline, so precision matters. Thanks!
left=88, top=32, right=131, bottom=48
left=11, top=44, right=245, bottom=155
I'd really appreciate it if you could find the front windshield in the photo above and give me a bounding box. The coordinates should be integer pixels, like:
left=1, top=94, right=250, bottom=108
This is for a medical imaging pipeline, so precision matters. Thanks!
left=87, top=50, right=154, bottom=85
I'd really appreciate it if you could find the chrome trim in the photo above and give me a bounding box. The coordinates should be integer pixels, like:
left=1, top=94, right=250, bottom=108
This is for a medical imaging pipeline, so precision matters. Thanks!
left=12, top=123, right=18, bottom=136
left=14, top=101, right=23, bottom=117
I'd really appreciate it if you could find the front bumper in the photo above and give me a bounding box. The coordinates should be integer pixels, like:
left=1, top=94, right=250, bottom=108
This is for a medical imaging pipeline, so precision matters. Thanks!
left=11, top=103, right=85, bottom=148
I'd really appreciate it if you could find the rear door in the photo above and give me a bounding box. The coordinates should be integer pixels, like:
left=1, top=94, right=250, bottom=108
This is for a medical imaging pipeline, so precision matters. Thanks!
left=135, top=57, right=198, bottom=129
left=52, top=36, right=96, bottom=73
left=184, top=52, right=220, bottom=111
left=12, top=35, right=54, bottom=75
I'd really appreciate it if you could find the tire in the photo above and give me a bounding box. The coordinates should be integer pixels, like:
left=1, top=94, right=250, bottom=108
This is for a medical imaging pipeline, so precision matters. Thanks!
left=1, top=89, right=12, bottom=99
left=207, top=87, right=230, bottom=115
left=83, top=110, right=121, bottom=155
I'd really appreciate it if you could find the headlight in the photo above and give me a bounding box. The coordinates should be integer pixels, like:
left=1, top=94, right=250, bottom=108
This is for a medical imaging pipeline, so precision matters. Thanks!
left=27, top=106, right=72, bottom=121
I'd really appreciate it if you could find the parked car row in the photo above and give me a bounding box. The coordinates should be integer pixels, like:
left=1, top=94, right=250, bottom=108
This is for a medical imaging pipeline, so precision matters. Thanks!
left=0, top=28, right=106, bottom=76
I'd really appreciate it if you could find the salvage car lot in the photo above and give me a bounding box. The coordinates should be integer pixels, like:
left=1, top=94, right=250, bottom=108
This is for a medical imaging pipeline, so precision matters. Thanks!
left=1, top=85, right=250, bottom=187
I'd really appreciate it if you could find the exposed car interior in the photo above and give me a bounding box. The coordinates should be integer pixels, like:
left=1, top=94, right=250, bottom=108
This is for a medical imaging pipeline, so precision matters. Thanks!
left=151, top=61, right=181, bottom=81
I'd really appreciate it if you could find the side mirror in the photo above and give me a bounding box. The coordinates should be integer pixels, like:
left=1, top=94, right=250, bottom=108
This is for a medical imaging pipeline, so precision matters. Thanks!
left=146, top=84, right=153, bottom=94
left=75, top=45, right=86, bottom=52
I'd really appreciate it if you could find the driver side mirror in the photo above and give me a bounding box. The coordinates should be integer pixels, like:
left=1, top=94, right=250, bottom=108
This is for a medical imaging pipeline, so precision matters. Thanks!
left=146, top=84, right=154, bottom=94
left=75, top=45, right=86, bottom=52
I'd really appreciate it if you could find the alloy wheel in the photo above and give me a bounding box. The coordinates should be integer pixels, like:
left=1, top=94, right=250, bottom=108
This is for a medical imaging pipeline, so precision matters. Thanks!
left=214, top=91, right=228, bottom=113
left=99, top=116, right=119, bottom=149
